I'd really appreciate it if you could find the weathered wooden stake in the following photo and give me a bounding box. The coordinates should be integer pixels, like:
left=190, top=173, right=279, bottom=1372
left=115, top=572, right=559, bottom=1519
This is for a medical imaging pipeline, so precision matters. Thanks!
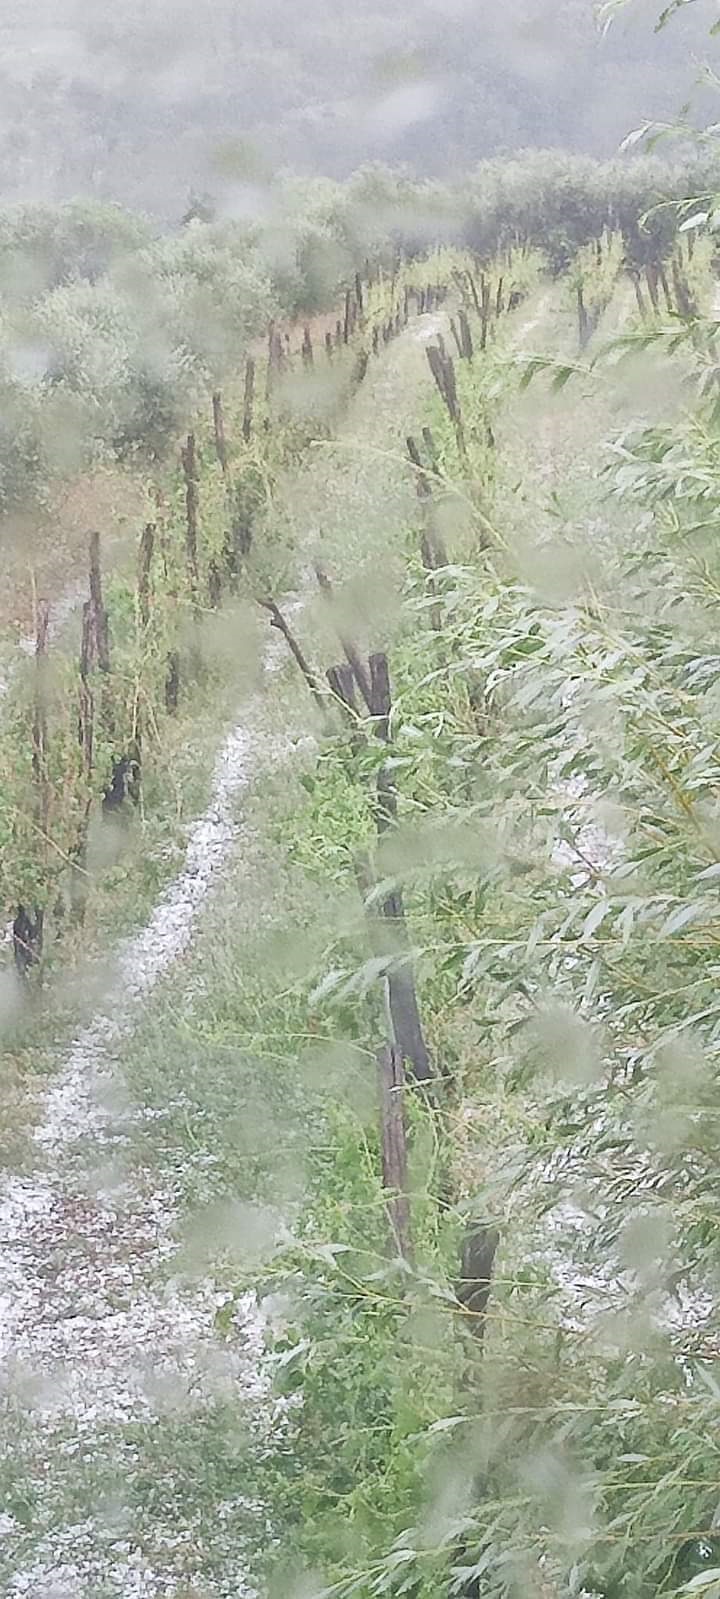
left=645, top=263, right=660, bottom=315
left=422, top=426, right=438, bottom=467
left=260, top=599, right=326, bottom=714
left=480, top=274, right=491, bottom=351
left=212, top=390, right=228, bottom=476
left=165, top=651, right=180, bottom=714
left=72, top=601, right=96, bottom=925
left=17, top=600, right=51, bottom=974
left=577, top=282, right=591, bottom=347
left=406, top=434, right=431, bottom=499
left=363, top=653, right=435, bottom=1083
left=180, top=432, right=200, bottom=605
left=32, top=600, right=50, bottom=838
left=137, top=523, right=155, bottom=631
left=265, top=321, right=276, bottom=401
left=377, top=1045, right=412, bottom=1261
left=672, top=254, right=695, bottom=320
left=426, top=346, right=467, bottom=461
left=458, top=306, right=474, bottom=360
left=406, top=435, right=448, bottom=593
left=456, top=1221, right=500, bottom=1344
left=315, top=564, right=373, bottom=709
left=13, top=905, right=44, bottom=979
left=352, top=348, right=369, bottom=389
left=326, top=661, right=359, bottom=719
left=207, top=558, right=223, bottom=609
left=632, top=272, right=649, bottom=320
left=357, top=848, right=434, bottom=1087
left=89, top=531, right=110, bottom=672
left=658, top=263, right=673, bottom=315
left=467, top=270, right=482, bottom=317
left=242, top=356, right=256, bottom=444
left=78, top=602, right=95, bottom=772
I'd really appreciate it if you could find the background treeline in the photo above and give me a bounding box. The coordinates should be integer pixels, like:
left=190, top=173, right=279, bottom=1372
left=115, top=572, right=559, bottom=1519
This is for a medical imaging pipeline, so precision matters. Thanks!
left=0, top=148, right=718, bottom=519
left=0, top=0, right=716, bottom=214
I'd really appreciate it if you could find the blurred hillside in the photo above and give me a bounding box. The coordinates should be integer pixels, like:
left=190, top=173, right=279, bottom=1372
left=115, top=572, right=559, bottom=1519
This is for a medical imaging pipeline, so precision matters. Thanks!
left=0, top=0, right=715, bottom=217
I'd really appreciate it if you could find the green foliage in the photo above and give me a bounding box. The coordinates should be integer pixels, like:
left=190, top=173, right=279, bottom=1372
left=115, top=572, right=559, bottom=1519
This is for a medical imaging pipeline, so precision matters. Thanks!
left=0, top=200, right=153, bottom=303
left=0, top=0, right=716, bottom=215
left=226, top=256, right=720, bottom=1599
left=255, top=1110, right=465, bottom=1598
left=463, top=151, right=720, bottom=273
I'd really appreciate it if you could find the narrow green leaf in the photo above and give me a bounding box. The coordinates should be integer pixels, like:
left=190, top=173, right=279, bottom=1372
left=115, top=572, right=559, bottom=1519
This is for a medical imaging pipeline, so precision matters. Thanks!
left=660, top=902, right=703, bottom=936
left=582, top=901, right=612, bottom=941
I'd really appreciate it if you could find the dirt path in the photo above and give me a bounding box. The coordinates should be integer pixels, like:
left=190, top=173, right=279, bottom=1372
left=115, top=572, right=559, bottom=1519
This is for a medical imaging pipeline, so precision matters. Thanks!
left=0, top=651, right=302, bottom=1597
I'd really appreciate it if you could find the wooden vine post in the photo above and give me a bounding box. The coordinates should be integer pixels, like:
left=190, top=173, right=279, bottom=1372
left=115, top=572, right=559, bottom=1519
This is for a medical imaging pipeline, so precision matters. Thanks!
left=658, top=262, right=673, bottom=315
left=406, top=433, right=447, bottom=626
left=260, top=599, right=327, bottom=716
left=632, top=272, right=648, bottom=321
left=137, top=522, right=155, bottom=632
left=78, top=601, right=95, bottom=778
left=32, top=600, right=50, bottom=842
left=365, top=651, right=434, bottom=1084
left=671, top=253, right=695, bottom=320
left=73, top=530, right=117, bottom=917
left=265, top=321, right=276, bottom=401
left=318, top=590, right=437, bottom=1256
left=315, top=564, right=372, bottom=707
left=645, top=263, right=660, bottom=316
left=212, top=390, right=229, bottom=477
left=302, top=325, right=314, bottom=369
left=132, top=519, right=157, bottom=779
left=467, top=269, right=482, bottom=317
left=363, top=652, right=435, bottom=1260
left=89, top=530, right=110, bottom=672
left=14, top=600, right=51, bottom=975
left=165, top=652, right=180, bottom=715
left=377, top=1045, right=412, bottom=1262
left=426, top=344, right=467, bottom=462
left=242, top=356, right=256, bottom=443
left=577, top=282, right=591, bottom=348
left=355, top=272, right=365, bottom=321
left=180, top=431, right=200, bottom=607
left=73, top=597, right=95, bottom=925
left=456, top=1222, right=500, bottom=1345
left=480, top=273, right=491, bottom=350
left=458, top=306, right=474, bottom=360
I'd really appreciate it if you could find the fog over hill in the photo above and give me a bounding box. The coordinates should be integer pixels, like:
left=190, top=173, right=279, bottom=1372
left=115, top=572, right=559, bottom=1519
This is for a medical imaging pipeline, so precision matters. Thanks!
left=0, top=0, right=715, bottom=217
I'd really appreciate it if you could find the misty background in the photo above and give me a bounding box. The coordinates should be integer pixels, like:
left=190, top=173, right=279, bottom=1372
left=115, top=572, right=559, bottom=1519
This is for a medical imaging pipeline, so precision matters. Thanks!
left=0, top=0, right=716, bottom=219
